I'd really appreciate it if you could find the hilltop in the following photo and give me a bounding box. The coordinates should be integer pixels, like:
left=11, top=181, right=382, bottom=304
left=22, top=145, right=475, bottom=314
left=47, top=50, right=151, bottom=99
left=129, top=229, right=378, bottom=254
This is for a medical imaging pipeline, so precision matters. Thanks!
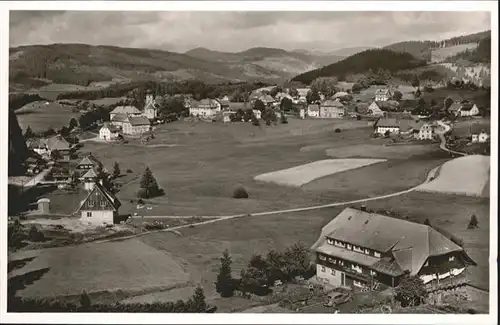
left=291, top=49, right=427, bottom=84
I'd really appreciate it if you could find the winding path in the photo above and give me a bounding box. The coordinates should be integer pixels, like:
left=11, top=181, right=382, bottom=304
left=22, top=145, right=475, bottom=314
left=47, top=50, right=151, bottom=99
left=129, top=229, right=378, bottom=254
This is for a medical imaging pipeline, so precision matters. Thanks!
left=435, top=120, right=467, bottom=157
left=93, top=183, right=426, bottom=245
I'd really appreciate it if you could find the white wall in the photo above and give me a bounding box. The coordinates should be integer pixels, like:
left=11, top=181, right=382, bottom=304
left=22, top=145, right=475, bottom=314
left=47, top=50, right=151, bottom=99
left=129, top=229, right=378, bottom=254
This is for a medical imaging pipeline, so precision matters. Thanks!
left=80, top=210, right=114, bottom=225
left=316, top=264, right=343, bottom=287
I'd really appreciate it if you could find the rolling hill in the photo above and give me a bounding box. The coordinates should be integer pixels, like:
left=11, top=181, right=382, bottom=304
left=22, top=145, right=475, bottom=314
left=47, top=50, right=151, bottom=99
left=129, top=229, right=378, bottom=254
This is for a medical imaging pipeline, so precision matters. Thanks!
left=9, top=44, right=345, bottom=92
left=291, top=48, right=427, bottom=84
left=184, top=47, right=344, bottom=76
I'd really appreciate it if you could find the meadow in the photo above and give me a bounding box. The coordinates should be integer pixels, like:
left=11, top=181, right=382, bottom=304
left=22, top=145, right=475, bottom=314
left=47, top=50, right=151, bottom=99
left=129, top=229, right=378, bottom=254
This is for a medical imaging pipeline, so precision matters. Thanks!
left=15, top=101, right=80, bottom=133
left=10, top=116, right=489, bottom=312
left=417, top=155, right=490, bottom=197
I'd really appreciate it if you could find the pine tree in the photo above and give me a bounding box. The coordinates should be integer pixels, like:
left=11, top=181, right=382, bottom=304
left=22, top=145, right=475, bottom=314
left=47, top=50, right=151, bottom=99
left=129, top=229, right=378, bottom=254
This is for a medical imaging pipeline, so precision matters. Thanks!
left=188, top=286, right=207, bottom=312
left=139, top=166, right=162, bottom=198
left=215, top=249, right=235, bottom=297
left=468, top=214, right=479, bottom=229
left=424, top=218, right=431, bottom=226
left=23, top=126, right=35, bottom=139
left=112, top=162, right=121, bottom=179
left=79, top=290, right=91, bottom=311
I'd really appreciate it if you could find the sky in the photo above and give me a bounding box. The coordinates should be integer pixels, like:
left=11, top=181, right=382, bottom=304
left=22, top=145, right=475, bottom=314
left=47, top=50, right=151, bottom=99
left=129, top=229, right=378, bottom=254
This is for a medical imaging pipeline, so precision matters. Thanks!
left=9, top=11, right=491, bottom=53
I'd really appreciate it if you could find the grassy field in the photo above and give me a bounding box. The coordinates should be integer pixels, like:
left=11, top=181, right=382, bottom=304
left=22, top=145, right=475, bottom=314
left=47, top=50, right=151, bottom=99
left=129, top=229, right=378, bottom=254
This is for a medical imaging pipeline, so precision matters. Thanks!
left=9, top=238, right=190, bottom=299
left=254, top=159, right=386, bottom=187
left=74, top=118, right=452, bottom=217
left=15, top=101, right=80, bottom=133
left=431, top=43, right=478, bottom=63
left=137, top=191, right=489, bottom=299
left=417, top=155, right=490, bottom=197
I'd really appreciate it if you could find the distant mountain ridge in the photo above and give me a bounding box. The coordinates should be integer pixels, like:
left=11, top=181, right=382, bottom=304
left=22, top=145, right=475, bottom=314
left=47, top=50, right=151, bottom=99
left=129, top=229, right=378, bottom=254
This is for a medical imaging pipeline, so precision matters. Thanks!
left=9, top=43, right=345, bottom=91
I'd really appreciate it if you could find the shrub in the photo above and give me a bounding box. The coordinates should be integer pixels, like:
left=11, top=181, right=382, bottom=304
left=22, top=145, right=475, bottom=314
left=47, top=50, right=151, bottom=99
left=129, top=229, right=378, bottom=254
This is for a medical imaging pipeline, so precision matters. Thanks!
left=467, top=214, right=478, bottom=229
left=137, top=188, right=148, bottom=199
left=28, top=226, right=45, bottom=242
left=232, top=187, right=249, bottom=199
left=395, top=275, right=428, bottom=307
left=424, top=218, right=431, bottom=226
left=137, top=199, right=144, bottom=205
left=335, top=128, right=341, bottom=133
left=79, top=290, right=92, bottom=310
left=126, top=169, right=133, bottom=173
left=215, top=249, right=235, bottom=297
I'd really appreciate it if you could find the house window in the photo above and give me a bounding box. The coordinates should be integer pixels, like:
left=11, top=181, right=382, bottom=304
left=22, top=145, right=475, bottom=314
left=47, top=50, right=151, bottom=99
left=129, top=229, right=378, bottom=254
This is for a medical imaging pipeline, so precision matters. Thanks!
left=449, top=256, right=455, bottom=262
left=338, top=260, right=344, bottom=266
left=351, top=264, right=362, bottom=273
left=321, top=266, right=326, bottom=272
left=327, top=238, right=334, bottom=245
left=319, top=255, right=326, bottom=261
left=86, top=212, right=92, bottom=217
left=347, top=244, right=352, bottom=250
left=364, top=249, right=370, bottom=255
left=100, top=201, right=107, bottom=208
left=370, top=270, right=377, bottom=276
left=88, top=200, right=95, bottom=207
left=374, top=252, right=381, bottom=258
left=331, top=269, right=336, bottom=276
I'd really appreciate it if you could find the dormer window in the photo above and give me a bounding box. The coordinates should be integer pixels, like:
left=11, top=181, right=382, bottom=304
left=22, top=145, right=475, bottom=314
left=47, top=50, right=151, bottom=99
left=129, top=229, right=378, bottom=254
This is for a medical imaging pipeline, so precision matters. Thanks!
left=88, top=200, right=95, bottom=207
left=449, top=256, right=455, bottom=262
left=374, top=252, right=381, bottom=258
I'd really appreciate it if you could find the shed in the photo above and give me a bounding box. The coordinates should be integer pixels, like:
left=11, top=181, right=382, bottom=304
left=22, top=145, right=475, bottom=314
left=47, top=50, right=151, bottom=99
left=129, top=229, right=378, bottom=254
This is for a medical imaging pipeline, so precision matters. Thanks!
left=37, top=198, right=50, bottom=214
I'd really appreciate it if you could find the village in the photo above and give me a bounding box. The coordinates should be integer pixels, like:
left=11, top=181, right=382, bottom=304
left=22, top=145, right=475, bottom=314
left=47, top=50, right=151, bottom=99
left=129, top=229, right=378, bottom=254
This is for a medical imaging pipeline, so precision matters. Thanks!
left=7, top=74, right=491, bottom=314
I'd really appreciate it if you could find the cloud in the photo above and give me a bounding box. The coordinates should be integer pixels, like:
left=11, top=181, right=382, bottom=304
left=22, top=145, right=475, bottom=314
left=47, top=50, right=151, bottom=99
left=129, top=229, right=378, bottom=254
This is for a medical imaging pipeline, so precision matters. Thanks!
left=9, top=11, right=491, bottom=53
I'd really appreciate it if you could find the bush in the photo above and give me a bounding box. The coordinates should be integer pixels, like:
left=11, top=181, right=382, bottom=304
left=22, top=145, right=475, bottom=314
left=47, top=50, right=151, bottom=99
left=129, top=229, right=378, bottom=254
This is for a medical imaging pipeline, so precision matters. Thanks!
left=28, top=226, right=45, bottom=242
left=137, top=188, right=148, bottom=199
left=126, top=169, right=133, bottom=173
left=232, top=187, right=249, bottom=199
left=137, top=199, right=144, bottom=205
left=467, top=214, right=478, bottom=229
left=335, top=128, right=341, bottom=133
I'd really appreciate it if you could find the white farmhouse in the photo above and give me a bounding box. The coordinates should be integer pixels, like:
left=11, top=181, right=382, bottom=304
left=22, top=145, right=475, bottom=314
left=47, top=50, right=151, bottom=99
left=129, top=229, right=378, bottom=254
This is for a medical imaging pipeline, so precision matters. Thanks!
left=99, top=122, right=121, bottom=141
left=78, top=181, right=121, bottom=225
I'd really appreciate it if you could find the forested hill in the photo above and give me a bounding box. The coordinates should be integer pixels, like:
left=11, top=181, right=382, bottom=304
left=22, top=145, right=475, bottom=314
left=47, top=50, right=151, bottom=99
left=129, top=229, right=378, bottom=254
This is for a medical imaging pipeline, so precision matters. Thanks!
left=291, top=49, right=426, bottom=85
left=445, top=36, right=492, bottom=64
left=384, top=30, right=491, bottom=61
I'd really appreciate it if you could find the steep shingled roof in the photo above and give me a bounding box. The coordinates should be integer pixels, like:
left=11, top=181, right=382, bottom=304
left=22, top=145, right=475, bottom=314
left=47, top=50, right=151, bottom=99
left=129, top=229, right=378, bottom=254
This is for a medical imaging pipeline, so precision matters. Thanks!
left=110, top=106, right=141, bottom=115
left=78, top=182, right=121, bottom=212
left=311, top=208, right=474, bottom=276
left=127, top=116, right=151, bottom=126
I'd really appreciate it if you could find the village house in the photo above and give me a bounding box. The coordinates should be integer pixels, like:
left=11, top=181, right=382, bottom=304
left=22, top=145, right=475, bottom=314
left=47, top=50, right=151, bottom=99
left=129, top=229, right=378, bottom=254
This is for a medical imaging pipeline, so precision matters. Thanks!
left=447, top=102, right=462, bottom=116
left=311, top=207, right=476, bottom=289
left=253, top=109, right=262, bottom=120
left=78, top=181, right=121, bottom=225
left=374, top=88, right=392, bottom=102
left=458, top=103, right=480, bottom=117
left=307, top=104, right=320, bottom=118
left=28, top=135, right=73, bottom=160
left=109, top=105, right=142, bottom=123
left=415, top=123, right=434, bottom=140
left=320, top=100, right=345, bottom=118
left=79, top=168, right=99, bottom=191
left=143, top=94, right=159, bottom=120
left=189, top=98, right=222, bottom=117
left=367, top=102, right=386, bottom=117
left=222, top=111, right=235, bottom=123
left=122, top=116, right=151, bottom=135
left=470, top=124, right=490, bottom=143
left=296, top=88, right=310, bottom=102
left=99, top=122, right=121, bottom=141
left=374, top=118, right=401, bottom=135
left=259, top=94, right=276, bottom=107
